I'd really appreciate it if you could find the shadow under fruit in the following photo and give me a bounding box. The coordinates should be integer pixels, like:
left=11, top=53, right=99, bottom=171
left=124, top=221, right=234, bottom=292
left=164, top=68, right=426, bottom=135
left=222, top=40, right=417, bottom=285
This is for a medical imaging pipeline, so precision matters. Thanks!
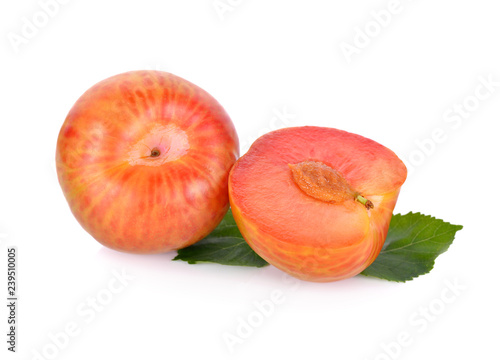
left=56, top=70, right=239, bottom=253
left=228, top=126, right=407, bottom=282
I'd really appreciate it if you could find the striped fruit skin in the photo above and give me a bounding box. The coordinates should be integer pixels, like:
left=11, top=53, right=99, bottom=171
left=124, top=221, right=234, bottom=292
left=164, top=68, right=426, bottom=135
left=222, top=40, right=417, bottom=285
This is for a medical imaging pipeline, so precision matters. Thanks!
left=230, top=188, right=400, bottom=282
left=228, top=127, right=406, bottom=282
left=56, top=71, right=239, bottom=253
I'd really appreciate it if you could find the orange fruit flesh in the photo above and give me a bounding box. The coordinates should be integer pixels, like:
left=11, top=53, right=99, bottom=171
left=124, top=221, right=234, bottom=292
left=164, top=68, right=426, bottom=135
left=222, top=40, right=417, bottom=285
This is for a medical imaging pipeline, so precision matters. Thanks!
left=229, top=126, right=407, bottom=282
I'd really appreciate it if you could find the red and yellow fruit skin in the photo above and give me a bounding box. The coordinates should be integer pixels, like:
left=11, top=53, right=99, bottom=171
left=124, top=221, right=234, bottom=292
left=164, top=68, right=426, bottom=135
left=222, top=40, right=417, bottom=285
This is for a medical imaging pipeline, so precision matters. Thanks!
left=228, top=126, right=406, bottom=282
left=56, top=71, right=239, bottom=254
left=230, top=188, right=400, bottom=282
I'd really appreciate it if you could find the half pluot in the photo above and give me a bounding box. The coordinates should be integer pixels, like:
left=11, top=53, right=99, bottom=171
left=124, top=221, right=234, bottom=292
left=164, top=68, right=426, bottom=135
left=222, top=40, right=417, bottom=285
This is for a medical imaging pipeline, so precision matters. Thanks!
left=228, top=126, right=407, bottom=282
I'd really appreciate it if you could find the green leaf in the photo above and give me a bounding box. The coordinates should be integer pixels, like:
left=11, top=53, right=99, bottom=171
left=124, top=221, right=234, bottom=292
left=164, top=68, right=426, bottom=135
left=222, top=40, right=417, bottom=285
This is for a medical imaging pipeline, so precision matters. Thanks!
left=173, top=209, right=268, bottom=267
left=174, top=210, right=463, bottom=282
left=360, top=212, right=463, bottom=282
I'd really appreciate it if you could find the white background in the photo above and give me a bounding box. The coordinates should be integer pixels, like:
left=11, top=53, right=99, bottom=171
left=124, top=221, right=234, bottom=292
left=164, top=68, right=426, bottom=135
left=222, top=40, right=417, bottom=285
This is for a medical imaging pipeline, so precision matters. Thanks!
left=1, top=1, right=499, bottom=359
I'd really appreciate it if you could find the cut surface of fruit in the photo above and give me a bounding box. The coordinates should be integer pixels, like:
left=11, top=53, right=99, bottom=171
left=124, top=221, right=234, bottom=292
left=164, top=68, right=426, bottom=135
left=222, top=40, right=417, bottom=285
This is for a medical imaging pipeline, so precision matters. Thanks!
left=228, top=126, right=407, bottom=282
